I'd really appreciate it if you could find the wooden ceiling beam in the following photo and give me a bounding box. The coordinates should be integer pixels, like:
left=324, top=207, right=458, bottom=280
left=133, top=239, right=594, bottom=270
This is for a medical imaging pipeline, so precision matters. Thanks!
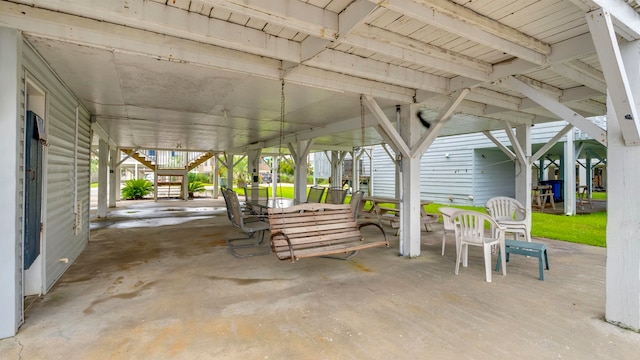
left=372, top=0, right=550, bottom=65
left=200, top=0, right=339, bottom=39
left=342, top=26, right=491, bottom=81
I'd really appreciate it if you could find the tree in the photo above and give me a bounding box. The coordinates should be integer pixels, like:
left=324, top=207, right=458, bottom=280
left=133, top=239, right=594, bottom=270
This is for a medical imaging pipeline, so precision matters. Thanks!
left=279, top=156, right=295, bottom=176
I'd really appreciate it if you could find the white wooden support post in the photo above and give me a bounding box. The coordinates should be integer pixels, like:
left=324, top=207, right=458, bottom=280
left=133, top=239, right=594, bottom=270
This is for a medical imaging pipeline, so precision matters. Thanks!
left=247, top=149, right=261, bottom=201
left=564, top=129, right=576, bottom=215
left=153, top=165, right=158, bottom=202
left=213, top=156, right=219, bottom=198
left=225, top=155, right=234, bottom=189
left=97, top=139, right=108, bottom=218
left=399, top=104, right=422, bottom=257
left=108, top=146, right=117, bottom=208
left=605, top=40, right=640, bottom=332
left=367, top=148, right=374, bottom=196
left=366, top=97, right=427, bottom=256
left=153, top=166, right=159, bottom=202
left=514, top=125, right=532, bottom=219
left=587, top=9, right=640, bottom=145
left=558, top=154, right=564, bottom=184
left=353, top=149, right=362, bottom=193
left=330, top=151, right=341, bottom=187
left=271, top=155, right=279, bottom=199
left=394, top=107, right=402, bottom=202
left=585, top=157, right=592, bottom=196
left=0, top=27, right=21, bottom=338
left=182, top=169, right=188, bottom=200
left=115, top=150, right=121, bottom=201
left=291, top=140, right=313, bottom=204
left=338, top=151, right=346, bottom=187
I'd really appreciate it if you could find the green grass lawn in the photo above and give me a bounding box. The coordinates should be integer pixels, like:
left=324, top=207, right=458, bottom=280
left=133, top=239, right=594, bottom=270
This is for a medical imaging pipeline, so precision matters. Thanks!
left=531, top=211, right=606, bottom=247
left=234, top=184, right=607, bottom=248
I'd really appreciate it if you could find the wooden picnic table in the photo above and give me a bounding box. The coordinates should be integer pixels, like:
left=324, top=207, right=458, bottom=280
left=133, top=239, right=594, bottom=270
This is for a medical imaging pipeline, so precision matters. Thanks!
left=246, top=197, right=294, bottom=216
left=362, top=196, right=437, bottom=231
left=532, top=185, right=555, bottom=211
left=576, top=185, right=593, bottom=209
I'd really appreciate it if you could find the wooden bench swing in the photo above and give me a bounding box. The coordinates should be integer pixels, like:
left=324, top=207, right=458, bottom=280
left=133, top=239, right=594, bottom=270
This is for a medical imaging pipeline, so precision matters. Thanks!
left=265, top=88, right=388, bottom=262
left=267, top=203, right=389, bottom=263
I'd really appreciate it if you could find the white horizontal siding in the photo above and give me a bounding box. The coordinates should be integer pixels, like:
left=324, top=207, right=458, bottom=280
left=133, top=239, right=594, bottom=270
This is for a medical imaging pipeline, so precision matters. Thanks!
left=472, top=149, right=515, bottom=206
left=22, top=41, right=92, bottom=292
left=421, top=147, right=475, bottom=205
left=371, top=146, right=397, bottom=198
left=369, top=120, right=593, bottom=206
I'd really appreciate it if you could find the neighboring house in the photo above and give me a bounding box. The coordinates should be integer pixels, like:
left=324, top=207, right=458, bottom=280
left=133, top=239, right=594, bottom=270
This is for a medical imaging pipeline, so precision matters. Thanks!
left=120, top=156, right=151, bottom=181
left=369, top=119, right=607, bottom=207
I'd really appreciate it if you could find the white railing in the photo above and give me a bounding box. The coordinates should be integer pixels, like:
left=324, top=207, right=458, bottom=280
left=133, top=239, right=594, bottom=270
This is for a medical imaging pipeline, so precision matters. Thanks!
left=574, top=116, right=607, bottom=141
left=136, top=149, right=208, bottom=169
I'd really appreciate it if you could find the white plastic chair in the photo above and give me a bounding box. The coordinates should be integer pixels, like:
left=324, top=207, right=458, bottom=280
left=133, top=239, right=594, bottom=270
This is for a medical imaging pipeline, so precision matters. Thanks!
left=438, top=207, right=457, bottom=256
left=485, top=196, right=531, bottom=242
left=452, top=210, right=506, bottom=282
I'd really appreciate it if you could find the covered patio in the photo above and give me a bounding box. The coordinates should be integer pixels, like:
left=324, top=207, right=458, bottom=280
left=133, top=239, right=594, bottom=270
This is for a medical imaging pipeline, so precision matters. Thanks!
left=0, top=198, right=637, bottom=358
left=3, top=0, right=640, bottom=342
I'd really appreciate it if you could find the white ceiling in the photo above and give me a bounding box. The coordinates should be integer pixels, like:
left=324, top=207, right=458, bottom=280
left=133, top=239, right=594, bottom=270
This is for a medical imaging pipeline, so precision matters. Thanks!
left=3, top=0, right=637, bottom=153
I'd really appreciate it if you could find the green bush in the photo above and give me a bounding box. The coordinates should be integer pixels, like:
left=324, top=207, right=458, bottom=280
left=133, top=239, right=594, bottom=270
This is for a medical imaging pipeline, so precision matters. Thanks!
left=279, top=174, right=293, bottom=183
left=188, top=172, right=210, bottom=183
left=121, top=179, right=153, bottom=200
left=188, top=180, right=206, bottom=195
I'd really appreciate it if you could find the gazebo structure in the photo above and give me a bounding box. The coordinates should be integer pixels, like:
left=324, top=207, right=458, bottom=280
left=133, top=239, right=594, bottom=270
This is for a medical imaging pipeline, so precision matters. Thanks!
left=1, top=0, right=639, bottom=338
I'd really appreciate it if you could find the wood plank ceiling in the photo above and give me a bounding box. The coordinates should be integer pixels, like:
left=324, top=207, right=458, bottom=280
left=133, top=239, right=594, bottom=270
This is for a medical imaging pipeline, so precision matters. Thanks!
left=3, top=0, right=637, bottom=152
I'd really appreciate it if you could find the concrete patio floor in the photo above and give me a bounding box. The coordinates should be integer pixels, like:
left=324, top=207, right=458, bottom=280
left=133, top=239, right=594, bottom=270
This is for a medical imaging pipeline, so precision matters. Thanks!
left=1, top=197, right=638, bottom=359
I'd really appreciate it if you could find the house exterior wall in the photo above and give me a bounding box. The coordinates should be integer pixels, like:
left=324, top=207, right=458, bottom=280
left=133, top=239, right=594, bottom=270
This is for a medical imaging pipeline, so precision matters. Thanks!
left=1, top=29, right=92, bottom=338
left=472, top=148, right=515, bottom=206
left=371, top=147, right=397, bottom=198
left=22, top=41, right=92, bottom=292
left=370, top=121, right=582, bottom=206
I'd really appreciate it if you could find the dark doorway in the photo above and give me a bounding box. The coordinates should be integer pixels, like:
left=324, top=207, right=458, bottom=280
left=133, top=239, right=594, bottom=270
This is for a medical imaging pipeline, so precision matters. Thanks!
left=24, top=110, right=44, bottom=269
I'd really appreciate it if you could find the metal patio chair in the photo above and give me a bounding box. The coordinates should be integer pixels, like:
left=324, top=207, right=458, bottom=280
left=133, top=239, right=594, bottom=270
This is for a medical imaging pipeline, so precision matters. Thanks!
left=306, top=186, right=325, bottom=203
left=223, top=188, right=271, bottom=258
left=325, top=187, right=348, bottom=204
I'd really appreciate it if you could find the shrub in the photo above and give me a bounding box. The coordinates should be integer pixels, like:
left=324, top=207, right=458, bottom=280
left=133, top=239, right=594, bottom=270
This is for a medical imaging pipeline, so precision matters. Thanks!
left=188, top=180, right=206, bottom=195
left=188, top=172, right=210, bottom=183
left=279, top=174, right=293, bottom=183
left=121, top=179, right=153, bottom=200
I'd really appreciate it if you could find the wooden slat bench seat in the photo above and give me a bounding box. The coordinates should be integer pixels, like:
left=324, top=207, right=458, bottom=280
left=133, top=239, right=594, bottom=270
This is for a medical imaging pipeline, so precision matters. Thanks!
left=268, top=203, right=389, bottom=263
